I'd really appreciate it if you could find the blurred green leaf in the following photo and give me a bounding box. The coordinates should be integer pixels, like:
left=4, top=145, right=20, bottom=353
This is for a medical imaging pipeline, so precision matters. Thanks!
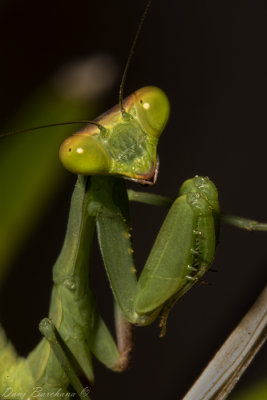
left=0, top=55, right=117, bottom=283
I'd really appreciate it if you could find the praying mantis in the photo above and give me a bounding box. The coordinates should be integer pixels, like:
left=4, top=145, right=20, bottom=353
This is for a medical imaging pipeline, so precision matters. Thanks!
left=1, top=1, right=267, bottom=399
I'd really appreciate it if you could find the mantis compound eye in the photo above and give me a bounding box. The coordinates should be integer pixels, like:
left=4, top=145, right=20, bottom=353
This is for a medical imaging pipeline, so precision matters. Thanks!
left=133, top=86, right=170, bottom=138
left=59, top=135, right=111, bottom=175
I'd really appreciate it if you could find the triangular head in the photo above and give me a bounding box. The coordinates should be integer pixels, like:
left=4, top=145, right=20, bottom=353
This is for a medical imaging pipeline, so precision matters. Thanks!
left=59, top=86, right=170, bottom=184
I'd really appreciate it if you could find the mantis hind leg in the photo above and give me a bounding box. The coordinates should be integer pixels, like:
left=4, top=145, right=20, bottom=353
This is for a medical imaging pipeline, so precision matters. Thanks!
left=128, top=190, right=267, bottom=232
left=221, top=213, right=267, bottom=231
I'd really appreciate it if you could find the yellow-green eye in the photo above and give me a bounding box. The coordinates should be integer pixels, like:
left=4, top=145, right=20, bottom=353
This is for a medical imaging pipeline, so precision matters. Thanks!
left=133, top=86, right=170, bottom=138
left=59, top=135, right=111, bottom=175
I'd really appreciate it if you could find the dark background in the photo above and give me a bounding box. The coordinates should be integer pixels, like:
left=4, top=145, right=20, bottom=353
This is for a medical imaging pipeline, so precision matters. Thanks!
left=0, top=0, right=267, bottom=399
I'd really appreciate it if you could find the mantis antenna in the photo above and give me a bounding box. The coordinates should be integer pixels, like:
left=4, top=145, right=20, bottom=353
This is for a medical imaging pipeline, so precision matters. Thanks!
left=0, top=1, right=152, bottom=138
left=119, top=0, right=153, bottom=116
left=0, top=120, right=106, bottom=139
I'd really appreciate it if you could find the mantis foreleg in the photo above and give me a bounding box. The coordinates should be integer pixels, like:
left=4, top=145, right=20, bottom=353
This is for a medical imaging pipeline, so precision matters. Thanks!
left=0, top=176, right=133, bottom=399
left=39, top=176, right=134, bottom=389
left=91, top=175, right=220, bottom=332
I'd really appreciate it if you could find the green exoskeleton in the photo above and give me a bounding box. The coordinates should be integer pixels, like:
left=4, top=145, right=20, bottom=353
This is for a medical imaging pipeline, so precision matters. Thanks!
left=0, top=82, right=220, bottom=399
left=58, top=85, right=219, bottom=328
left=1, top=1, right=267, bottom=399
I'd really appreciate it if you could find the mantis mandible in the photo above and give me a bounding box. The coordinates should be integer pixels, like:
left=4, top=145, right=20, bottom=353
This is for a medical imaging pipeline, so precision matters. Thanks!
left=1, top=1, right=267, bottom=399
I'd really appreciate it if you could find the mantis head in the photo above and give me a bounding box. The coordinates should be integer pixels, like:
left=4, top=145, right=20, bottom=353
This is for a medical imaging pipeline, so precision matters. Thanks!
left=59, top=86, right=170, bottom=183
